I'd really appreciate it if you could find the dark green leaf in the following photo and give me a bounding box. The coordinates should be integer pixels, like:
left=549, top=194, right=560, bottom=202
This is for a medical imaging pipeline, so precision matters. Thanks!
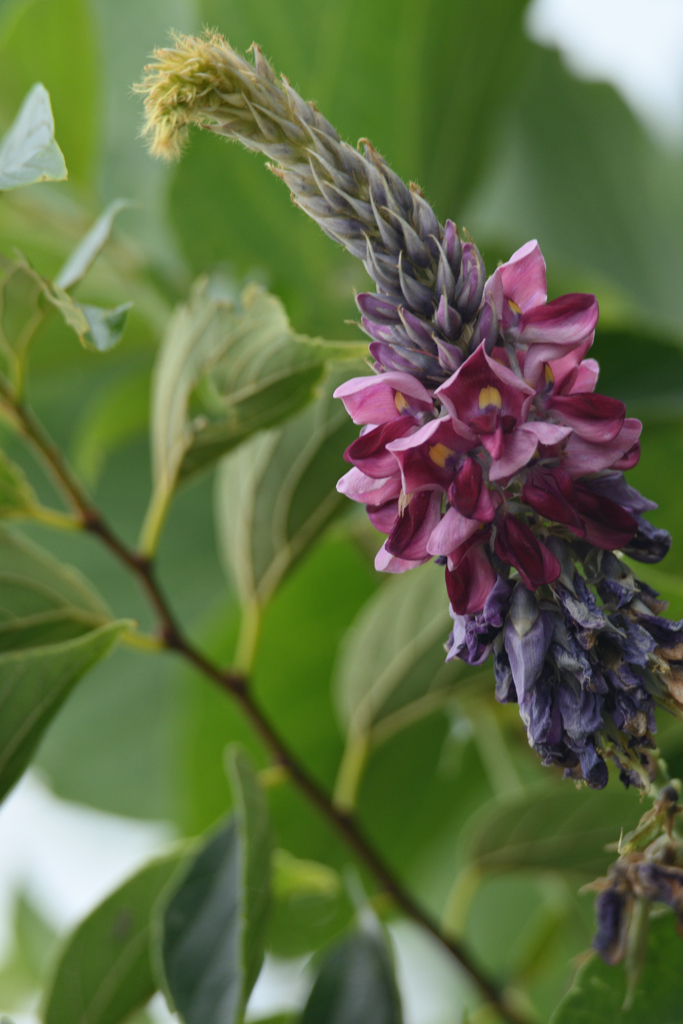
left=0, top=83, right=66, bottom=190
left=214, top=365, right=361, bottom=606
left=301, top=928, right=402, bottom=1024
left=159, top=749, right=272, bottom=1024
left=461, top=783, right=641, bottom=878
left=43, top=851, right=186, bottom=1024
left=550, top=913, right=683, bottom=1024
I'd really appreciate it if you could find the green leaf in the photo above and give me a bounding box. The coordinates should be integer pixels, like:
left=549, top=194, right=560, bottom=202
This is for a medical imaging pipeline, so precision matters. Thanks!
left=0, top=618, right=129, bottom=803
left=42, top=850, right=186, bottom=1024
left=0, top=0, right=98, bottom=187
left=461, top=783, right=641, bottom=879
left=55, top=199, right=132, bottom=291
left=214, top=364, right=360, bottom=606
left=550, top=913, right=683, bottom=1024
left=0, top=893, right=57, bottom=1009
left=333, top=563, right=457, bottom=736
left=0, top=450, right=40, bottom=518
left=301, top=927, right=402, bottom=1024
left=148, top=276, right=361, bottom=509
left=268, top=850, right=350, bottom=959
left=0, top=526, right=129, bottom=802
left=0, top=83, right=66, bottom=190
left=159, top=748, right=272, bottom=1024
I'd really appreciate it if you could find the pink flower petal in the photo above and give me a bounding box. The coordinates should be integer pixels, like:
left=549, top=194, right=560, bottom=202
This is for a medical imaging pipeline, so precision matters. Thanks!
left=563, top=418, right=642, bottom=476
left=336, top=467, right=401, bottom=505
left=427, top=506, right=482, bottom=556
left=387, top=417, right=469, bottom=492
left=547, top=393, right=625, bottom=443
left=375, top=542, right=430, bottom=573
left=497, top=240, right=548, bottom=313
left=333, top=372, right=434, bottom=424
left=367, top=499, right=399, bottom=534
left=488, top=426, right=541, bottom=481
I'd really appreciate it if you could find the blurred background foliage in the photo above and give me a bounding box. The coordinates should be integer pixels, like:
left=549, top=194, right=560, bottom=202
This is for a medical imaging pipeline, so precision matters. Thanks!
left=1, top=0, right=683, bottom=1020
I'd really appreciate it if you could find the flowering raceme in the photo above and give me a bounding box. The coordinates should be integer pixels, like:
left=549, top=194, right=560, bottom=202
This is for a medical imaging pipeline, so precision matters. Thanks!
left=137, top=33, right=683, bottom=790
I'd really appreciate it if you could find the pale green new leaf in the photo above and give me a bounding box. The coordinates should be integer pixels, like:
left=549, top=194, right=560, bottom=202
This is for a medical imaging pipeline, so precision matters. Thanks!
left=460, top=783, right=641, bottom=879
left=55, top=199, right=132, bottom=290
left=214, top=364, right=361, bottom=607
left=550, top=913, right=683, bottom=1023
left=268, top=850, right=350, bottom=960
left=333, top=563, right=456, bottom=736
left=0, top=84, right=67, bottom=190
left=158, top=748, right=272, bottom=1024
left=43, top=850, right=187, bottom=1024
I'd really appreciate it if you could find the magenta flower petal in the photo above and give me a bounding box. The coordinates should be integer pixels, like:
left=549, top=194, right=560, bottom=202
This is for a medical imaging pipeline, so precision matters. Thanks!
left=336, top=466, right=401, bottom=505
left=570, top=358, right=600, bottom=394
left=445, top=537, right=497, bottom=614
left=344, top=417, right=418, bottom=477
left=447, top=457, right=496, bottom=522
left=522, top=468, right=583, bottom=531
left=427, top=506, right=482, bottom=556
left=387, top=416, right=470, bottom=492
left=386, top=490, right=442, bottom=560
left=333, top=372, right=434, bottom=424
left=546, top=393, right=625, bottom=443
left=375, top=541, right=430, bottom=574
left=435, top=344, right=534, bottom=426
left=574, top=483, right=638, bottom=549
left=494, top=516, right=561, bottom=589
left=495, top=239, right=547, bottom=313
left=367, top=499, right=399, bottom=534
left=563, top=418, right=642, bottom=476
left=520, top=293, right=599, bottom=383
left=487, top=421, right=570, bottom=483
left=546, top=341, right=594, bottom=394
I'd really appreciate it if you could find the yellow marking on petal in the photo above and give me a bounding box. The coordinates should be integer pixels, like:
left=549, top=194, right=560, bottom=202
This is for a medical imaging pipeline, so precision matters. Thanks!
left=429, top=443, right=453, bottom=468
left=478, top=386, right=502, bottom=410
left=508, top=299, right=522, bottom=315
left=394, top=391, right=409, bottom=413
left=545, top=364, right=555, bottom=385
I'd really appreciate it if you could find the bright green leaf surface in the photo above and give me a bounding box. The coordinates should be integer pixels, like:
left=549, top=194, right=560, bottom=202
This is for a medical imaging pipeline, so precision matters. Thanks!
left=215, top=365, right=360, bottom=606
left=0, top=84, right=66, bottom=190
left=43, top=851, right=186, bottom=1024
left=160, top=751, right=271, bottom=1024
left=550, top=914, right=683, bottom=1024
left=301, top=928, right=402, bottom=1024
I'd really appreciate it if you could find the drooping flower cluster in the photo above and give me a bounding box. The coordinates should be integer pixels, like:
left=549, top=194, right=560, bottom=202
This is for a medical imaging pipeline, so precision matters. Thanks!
left=137, top=34, right=683, bottom=789
left=336, top=240, right=683, bottom=789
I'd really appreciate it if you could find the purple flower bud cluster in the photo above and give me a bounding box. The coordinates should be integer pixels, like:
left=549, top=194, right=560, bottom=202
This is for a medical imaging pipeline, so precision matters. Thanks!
left=335, top=239, right=682, bottom=788
left=590, top=787, right=683, bottom=963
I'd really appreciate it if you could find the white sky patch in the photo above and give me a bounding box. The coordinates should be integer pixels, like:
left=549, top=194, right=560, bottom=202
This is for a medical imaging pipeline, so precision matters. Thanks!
left=528, top=0, right=683, bottom=140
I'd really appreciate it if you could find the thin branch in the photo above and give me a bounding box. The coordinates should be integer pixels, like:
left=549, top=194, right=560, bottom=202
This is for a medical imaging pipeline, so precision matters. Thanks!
left=4, top=384, right=530, bottom=1024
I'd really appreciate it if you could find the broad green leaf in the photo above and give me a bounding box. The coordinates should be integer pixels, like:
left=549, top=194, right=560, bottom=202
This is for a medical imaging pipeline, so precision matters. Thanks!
left=333, top=563, right=457, bottom=736
left=0, top=0, right=98, bottom=186
left=0, top=526, right=111, bottom=651
left=55, top=199, right=132, bottom=290
left=0, top=526, right=129, bottom=802
left=148, top=276, right=362, bottom=515
left=214, top=365, right=361, bottom=606
left=159, top=749, right=272, bottom=1024
left=268, top=850, right=350, bottom=960
left=550, top=913, right=683, bottom=1024
left=72, top=370, right=151, bottom=485
left=301, top=927, right=402, bottom=1024
left=0, top=83, right=66, bottom=190
left=0, top=893, right=56, bottom=1009
left=460, top=783, right=641, bottom=879
left=43, top=850, right=186, bottom=1024
left=0, top=618, right=128, bottom=803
